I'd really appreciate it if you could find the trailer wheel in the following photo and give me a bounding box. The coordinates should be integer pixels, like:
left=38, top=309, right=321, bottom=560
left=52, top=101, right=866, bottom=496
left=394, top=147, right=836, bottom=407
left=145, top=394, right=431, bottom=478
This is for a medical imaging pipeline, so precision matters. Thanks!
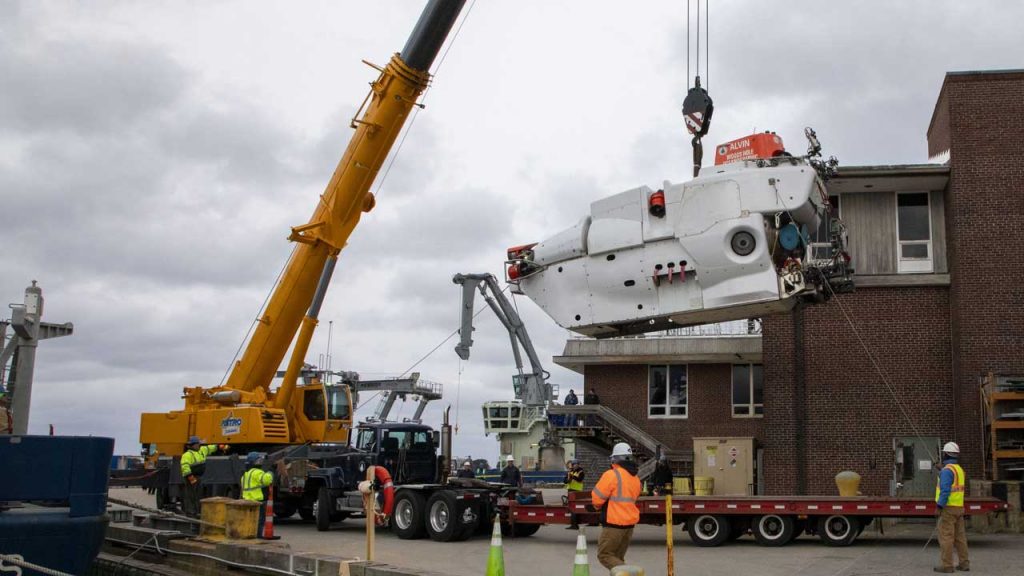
left=426, top=492, right=470, bottom=542
left=752, top=514, right=796, bottom=546
left=315, top=486, right=333, bottom=531
left=392, top=491, right=427, bottom=540
left=687, top=514, right=732, bottom=547
left=818, top=515, right=860, bottom=547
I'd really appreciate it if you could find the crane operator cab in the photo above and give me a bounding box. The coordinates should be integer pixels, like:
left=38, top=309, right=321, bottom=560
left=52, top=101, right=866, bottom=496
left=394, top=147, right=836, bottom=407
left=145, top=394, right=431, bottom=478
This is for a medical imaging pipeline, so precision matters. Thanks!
left=506, top=129, right=853, bottom=338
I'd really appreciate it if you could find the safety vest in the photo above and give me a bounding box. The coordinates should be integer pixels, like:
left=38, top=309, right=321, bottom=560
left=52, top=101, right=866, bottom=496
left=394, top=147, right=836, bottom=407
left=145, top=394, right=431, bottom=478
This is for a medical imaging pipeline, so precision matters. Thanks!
left=935, top=463, right=965, bottom=507
left=241, top=468, right=274, bottom=502
left=566, top=469, right=584, bottom=492
left=181, top=445, right=217, bottom=477
left=591, top=464, right=641, bottom=527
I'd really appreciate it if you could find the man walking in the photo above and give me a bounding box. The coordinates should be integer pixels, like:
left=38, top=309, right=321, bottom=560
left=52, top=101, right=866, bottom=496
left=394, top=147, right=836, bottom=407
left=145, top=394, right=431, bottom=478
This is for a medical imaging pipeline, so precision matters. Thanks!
left=934, top=442, right=969, bottom=573
left=240, top=452, right=274, bottom=537
left=180, top=436, right=225, bottom=517
left=456, top=460, right=476, bottom=478
left=591, top=443, right=640, bottom=571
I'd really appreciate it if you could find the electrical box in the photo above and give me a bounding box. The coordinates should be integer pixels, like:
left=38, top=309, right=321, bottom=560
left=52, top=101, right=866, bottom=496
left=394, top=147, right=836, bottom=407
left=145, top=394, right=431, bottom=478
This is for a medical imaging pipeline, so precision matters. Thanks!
left=693, top=437, right=757, bottom=495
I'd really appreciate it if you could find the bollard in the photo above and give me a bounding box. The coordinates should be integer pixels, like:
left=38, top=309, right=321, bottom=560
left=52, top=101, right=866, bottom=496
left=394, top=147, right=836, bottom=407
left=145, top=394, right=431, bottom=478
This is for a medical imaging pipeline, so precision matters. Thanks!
left=485, top=516, right=505, bottom=576
left=572, top=528, right=589, bottom=576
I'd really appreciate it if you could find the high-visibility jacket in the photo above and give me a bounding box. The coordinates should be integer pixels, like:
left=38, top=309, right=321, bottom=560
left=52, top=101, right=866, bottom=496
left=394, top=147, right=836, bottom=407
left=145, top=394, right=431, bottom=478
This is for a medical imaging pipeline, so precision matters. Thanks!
left=565, top=468, right=585, bottom=492
left=181, top=445, right=218, bottom=477
left=241, top=468, right=274, bottom=502
left=591, top=463, right=641, bottom=527
left=935, top=462, right=965, bottom=508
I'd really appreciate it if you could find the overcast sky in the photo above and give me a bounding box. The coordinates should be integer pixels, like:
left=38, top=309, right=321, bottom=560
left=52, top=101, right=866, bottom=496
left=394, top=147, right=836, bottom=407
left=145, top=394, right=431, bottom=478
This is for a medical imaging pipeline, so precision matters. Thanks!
left=2, top=1, right=1021, bottom=463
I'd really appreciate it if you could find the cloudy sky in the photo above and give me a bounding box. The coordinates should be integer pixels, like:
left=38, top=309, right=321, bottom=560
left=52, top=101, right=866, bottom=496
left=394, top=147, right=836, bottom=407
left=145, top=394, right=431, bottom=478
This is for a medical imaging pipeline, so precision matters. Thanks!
left=2, top=1, right=1021, bottom=463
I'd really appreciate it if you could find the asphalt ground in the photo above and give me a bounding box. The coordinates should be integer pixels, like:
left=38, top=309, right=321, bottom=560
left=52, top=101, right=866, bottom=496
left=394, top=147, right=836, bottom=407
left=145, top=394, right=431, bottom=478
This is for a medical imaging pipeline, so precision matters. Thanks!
left=114, top=488, right=1022, bottom=576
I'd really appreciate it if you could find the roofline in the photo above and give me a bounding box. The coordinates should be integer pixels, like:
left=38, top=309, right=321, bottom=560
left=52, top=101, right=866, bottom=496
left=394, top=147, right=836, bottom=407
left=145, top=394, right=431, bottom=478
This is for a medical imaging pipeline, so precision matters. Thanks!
left=929, top=69, right=1024, bottom=140
left=835, top=164, right=950, bottom=178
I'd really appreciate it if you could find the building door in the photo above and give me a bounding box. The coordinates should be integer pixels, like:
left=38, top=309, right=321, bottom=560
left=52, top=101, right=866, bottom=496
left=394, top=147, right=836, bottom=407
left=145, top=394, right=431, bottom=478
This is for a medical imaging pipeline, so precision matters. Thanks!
left=892, top=436, right=941, bottom=497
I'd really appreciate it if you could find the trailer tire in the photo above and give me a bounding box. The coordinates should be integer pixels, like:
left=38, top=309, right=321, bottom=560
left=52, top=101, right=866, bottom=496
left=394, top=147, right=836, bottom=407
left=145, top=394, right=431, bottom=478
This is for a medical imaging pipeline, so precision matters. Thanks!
left=687, top=514, right=732, bottom=547
left=752, top=514, right=796, bottom=546
left=315, top=486, right=333, bottom=531
left=391, top=491, right=427, bottom=540
left=817, top=515, right=859, bottom=547
left=426, top=492, right=469, bottom=542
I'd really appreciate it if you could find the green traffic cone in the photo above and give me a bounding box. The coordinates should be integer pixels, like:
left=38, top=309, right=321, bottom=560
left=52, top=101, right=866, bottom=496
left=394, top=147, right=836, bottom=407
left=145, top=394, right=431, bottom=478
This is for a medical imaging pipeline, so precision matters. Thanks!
left=486, top=517, right=505, bottom=576
left=572, top=528, right=589, bottom=576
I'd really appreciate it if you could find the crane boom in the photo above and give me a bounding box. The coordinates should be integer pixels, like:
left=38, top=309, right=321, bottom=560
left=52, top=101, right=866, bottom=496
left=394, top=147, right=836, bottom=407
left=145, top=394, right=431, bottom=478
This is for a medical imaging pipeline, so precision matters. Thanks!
left=452, top=273, right=551, bottom=407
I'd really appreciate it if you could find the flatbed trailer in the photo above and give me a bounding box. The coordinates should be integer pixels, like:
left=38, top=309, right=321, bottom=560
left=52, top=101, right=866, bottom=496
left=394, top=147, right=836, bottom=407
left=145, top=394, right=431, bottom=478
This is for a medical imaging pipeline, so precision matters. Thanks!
left=504, top=494, right=1009, bottom=547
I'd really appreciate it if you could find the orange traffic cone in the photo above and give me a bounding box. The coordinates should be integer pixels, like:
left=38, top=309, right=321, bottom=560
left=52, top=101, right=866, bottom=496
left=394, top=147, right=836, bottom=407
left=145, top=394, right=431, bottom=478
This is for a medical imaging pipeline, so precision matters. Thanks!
left=262, top=486, right=281, bottom=540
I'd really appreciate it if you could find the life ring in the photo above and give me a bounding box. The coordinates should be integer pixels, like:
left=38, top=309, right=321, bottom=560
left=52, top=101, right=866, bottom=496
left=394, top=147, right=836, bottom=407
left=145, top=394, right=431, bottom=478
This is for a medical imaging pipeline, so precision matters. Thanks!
left=374, top=465, right=395, bottom=523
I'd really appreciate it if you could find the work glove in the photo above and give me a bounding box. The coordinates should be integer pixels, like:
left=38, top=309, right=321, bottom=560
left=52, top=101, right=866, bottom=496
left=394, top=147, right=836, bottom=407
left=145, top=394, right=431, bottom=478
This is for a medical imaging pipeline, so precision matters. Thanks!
left=584, top=503, right=598, bottom=513
left=186, top=474, right=198, bottom=486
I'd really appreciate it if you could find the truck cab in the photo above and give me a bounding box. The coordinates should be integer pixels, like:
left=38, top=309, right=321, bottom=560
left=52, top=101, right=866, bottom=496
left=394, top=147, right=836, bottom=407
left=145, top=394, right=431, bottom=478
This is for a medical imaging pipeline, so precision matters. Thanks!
left=353, top=422, right=441, bottom=484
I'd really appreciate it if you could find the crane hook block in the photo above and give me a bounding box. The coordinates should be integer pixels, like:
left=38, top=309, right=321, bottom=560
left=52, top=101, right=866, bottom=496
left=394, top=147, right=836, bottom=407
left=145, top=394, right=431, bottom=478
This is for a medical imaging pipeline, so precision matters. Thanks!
left=682, top=78, right=714, bottom=138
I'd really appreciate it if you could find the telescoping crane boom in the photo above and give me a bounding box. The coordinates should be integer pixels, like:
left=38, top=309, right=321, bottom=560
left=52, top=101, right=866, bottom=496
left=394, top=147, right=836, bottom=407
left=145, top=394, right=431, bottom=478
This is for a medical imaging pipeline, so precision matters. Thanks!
left=140, top=0, right=467, bottom=456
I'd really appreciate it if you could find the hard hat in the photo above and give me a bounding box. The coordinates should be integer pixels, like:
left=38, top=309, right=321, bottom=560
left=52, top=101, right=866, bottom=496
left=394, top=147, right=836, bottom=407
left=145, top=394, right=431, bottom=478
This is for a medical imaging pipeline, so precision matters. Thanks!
left=611, top=442, right=633, bottom=458
left=506, top=455, right=515, bottom=462
left=463, top=460, right=472, bottom=467
left=187, top=436, right=203, bottom=445
left=942, top=441, right=960, bottom=454
left=245, top=451, right=261, bottom=465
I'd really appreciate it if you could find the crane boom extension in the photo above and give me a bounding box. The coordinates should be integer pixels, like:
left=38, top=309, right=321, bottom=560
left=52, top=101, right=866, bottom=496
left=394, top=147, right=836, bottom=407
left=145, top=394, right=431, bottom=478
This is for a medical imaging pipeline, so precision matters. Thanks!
left=452, top=273, right=551, bottom=407
left=140, top=0, right=466, bottom=455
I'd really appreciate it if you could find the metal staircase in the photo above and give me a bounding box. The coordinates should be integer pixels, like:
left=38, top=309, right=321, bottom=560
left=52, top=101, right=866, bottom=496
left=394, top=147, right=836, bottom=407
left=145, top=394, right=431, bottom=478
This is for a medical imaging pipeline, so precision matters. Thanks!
left=548, top=404, right=692, bottom=479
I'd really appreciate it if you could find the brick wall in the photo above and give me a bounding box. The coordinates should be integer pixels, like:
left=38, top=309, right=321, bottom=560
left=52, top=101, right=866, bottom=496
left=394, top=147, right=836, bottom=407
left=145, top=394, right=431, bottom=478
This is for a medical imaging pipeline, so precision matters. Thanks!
left=930, top=71, right=1024, bottom=480
left=763, top=287, right=954, bottom=496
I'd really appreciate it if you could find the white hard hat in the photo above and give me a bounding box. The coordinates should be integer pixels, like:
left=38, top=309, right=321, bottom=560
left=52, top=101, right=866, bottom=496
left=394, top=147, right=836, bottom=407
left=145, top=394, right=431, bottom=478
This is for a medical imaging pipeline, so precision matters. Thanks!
left=463, top=460, right=472, bottom=466
left=942, top=441, right=960, bottom=454
left=506, top=455, right=515, bottom=462
left=611, top=442, right=633, bottom=458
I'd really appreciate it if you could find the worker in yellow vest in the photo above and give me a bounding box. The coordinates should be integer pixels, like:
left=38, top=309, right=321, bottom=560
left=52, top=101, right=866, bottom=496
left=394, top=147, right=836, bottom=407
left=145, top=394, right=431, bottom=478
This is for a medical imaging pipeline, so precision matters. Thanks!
left=563, top=459, right=585, bottom=530
left=241, top=452, right=274, bottom=536
left=934, top=441, right=969, bottom=573
left=180, top=436, right=226, bottom=517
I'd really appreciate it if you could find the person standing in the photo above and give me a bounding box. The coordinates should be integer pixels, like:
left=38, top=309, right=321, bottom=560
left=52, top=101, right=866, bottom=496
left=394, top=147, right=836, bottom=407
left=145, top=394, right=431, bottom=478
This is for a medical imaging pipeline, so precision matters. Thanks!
left=584, top=389, right=600, bottom=405
left=934, top=442, right=969, bottom=573
left=649, top=455, right=674, bottom=496
left=564, top=459, right=585, bottom=529
left=564, top=389, right=579, bottom=426
left=591, top=443, right=640, bottom=571
left=180, top=436, right=224, bottom=518
left=241, top=452, right=274, bottom=537
left=456, top=460, right=476, bottom=479
left=499, top=455, right=522, bottom=487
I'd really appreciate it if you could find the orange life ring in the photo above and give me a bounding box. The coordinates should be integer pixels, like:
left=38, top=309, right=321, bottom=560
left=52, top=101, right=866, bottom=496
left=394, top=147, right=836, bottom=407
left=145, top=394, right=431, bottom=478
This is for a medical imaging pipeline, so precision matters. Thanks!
left=375, top=465, right=395, bottom=523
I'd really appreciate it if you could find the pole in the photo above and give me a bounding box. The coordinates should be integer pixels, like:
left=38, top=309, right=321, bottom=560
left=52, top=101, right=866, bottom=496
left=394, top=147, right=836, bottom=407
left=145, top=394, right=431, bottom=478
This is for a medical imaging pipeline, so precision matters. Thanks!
left=665, top=492, right=675, bottom=576
left=366, top=466, right=376, bottom=561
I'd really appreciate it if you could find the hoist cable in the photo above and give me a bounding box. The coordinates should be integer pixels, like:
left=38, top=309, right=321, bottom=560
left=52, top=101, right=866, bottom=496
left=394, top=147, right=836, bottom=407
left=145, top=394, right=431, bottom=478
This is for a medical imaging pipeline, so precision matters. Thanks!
left=696, top=0, right=700, bottom=79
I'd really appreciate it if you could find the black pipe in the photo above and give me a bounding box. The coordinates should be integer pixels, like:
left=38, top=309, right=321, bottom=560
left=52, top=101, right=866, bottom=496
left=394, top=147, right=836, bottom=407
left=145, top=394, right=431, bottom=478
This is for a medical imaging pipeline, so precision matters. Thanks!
left=400, top=0, right=467, bottom=72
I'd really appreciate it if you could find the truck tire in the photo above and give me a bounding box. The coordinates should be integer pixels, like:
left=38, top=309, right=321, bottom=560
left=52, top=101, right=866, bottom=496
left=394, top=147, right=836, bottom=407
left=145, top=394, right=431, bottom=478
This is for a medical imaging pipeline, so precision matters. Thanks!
left=391, top=491, right=427, bottom=540
left=315, top=486, right=332, bottom=532
left=817, top=515, right=860, bottom=547
left=687, top=514, right=732, bottom=547
left=425, top=492, right=470, bottom=542
left=752, top=514, right=796, bottom=546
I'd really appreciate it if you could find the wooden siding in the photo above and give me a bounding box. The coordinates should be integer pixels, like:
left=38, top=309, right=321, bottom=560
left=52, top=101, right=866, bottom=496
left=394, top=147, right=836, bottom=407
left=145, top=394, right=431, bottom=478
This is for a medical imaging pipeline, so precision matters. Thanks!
left=843, top=191, right=897, bottom=275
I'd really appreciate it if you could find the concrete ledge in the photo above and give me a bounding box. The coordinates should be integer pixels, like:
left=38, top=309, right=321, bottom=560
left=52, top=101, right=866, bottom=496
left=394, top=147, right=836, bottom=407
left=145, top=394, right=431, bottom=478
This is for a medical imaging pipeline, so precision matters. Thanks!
left=555, top=335, right=761, bottom=373
left=854, top=274, right=951, bottom=287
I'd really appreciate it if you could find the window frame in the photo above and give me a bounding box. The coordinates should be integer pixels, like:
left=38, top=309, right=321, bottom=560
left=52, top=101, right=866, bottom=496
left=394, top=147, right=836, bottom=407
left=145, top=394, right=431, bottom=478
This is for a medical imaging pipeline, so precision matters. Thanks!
left=731, top=363, right=764, bottom=418
left=647, top=364, right=688, bottom=419
left=895, top=192, right=933, bottom=273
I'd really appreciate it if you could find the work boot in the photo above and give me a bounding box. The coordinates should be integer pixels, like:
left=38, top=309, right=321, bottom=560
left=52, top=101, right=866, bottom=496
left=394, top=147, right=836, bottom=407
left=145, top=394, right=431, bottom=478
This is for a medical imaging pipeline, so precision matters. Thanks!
left=956, top=565, right=970, bottom=572
left=933, top=568, right=954, bottom=574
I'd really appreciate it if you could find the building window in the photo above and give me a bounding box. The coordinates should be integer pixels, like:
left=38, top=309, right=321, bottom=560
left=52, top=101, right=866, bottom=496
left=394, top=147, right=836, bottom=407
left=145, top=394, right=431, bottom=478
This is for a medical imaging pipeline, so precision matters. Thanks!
left=648, top=365, right=687, bottom=418
left=809, top=195, right=841, bottom=261
left=896, top=192, right=933, bottom=273
left=732, top=364, right=764, bottom=417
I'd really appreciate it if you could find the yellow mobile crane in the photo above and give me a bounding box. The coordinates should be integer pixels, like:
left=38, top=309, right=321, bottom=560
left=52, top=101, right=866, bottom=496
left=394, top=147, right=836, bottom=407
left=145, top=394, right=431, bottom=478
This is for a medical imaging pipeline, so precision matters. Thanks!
left=139, top=0, right=467, bottom=457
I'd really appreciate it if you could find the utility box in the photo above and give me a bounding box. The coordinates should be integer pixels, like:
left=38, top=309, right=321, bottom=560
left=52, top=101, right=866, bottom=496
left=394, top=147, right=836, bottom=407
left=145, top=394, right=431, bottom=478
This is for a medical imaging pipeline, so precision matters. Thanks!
left=693, top=437, right=756, bottom=495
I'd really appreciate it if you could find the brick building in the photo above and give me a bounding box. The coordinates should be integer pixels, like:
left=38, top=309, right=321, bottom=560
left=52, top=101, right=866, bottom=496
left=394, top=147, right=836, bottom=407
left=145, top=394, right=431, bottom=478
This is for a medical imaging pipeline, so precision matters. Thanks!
left=553, top=70, right=1024, bottom=496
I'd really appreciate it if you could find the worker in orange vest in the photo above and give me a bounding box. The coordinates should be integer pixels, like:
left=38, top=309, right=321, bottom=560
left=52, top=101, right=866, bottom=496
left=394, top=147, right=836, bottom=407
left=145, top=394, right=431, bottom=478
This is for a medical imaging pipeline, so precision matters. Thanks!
left=591, top=442, right=641, bottom=570
left=934, top=442, right=969, bottom=573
